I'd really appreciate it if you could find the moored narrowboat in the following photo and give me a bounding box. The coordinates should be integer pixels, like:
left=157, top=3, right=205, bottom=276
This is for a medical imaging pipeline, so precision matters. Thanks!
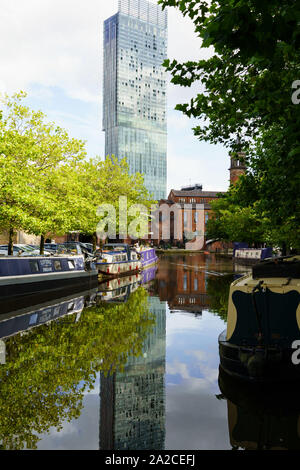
left=95, top=243, right=141, bottom=277
left=0, top=255, right=98, bottom=299
left=219, top=256, right=300, bottom=381
left=98, top=272, right=141, bottom=302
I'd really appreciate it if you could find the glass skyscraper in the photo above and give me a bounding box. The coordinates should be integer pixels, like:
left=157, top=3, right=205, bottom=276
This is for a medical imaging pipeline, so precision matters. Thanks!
left=103, top=0, right=168, bottom=201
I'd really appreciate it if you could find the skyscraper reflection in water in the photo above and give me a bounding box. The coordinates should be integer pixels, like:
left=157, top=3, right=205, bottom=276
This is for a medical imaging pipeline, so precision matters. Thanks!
left=100, top=296, right=166, bottom=450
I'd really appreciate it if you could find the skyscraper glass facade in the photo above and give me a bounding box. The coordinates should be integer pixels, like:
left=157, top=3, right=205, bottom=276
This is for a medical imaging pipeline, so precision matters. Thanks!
left=103, top=0, right=168, bottom=200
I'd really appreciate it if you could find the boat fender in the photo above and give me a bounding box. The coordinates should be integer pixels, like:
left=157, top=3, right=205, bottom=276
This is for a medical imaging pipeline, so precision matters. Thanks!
left=251, top=280, right=264, bottom=343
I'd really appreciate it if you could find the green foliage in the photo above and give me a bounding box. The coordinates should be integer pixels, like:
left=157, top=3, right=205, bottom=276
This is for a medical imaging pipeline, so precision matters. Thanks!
left=0, top=287, right=154, bottom=449
left=0, top=92, right=154, bottom=248
left=206, top=274, right=235, bottom=321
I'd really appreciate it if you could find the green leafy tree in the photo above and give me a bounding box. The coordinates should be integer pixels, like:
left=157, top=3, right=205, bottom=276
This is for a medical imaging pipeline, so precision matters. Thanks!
left=0, top=92, right=87, bottom=254
left=72, top=155, right=155, bottom=247
left=159, top=0, right=299, bottom=151
left=206, top=274, right=235, bottom=321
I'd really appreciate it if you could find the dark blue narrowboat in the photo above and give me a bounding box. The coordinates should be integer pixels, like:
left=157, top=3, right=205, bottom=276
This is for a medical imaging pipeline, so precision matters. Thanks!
left=0, top=255, right=98, bottom=300
left=0, top=288, right=98, bottom=363
left=0, top=294, right=86, bottom=341
left=98, top=272, right=141, bottom=303
left=219, top=256, right=300, bottom=382
left=141, top=265, right=157, bottom=285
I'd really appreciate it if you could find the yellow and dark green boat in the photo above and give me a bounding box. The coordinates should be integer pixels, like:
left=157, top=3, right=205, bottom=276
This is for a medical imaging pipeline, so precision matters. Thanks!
left=219, top=256, right=300, bottom=381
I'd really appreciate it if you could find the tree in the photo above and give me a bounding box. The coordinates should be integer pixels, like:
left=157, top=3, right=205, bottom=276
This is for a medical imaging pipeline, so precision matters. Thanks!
left=159, top=0, right=300, bottom=252
left=206, top=192, right=267, bottom=246
left=0, top=92, right=157, bottom=253
left=0, top=287, right=154, bottom=449
left=159, top=0, right=299, bottom=150
left=0, top=92, right=87, bottom=254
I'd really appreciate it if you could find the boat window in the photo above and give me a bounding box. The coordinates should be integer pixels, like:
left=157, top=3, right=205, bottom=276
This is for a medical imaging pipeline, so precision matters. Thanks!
left=29, top=260, right=40, bottom=273
left=39, top=259, right=53, bottom=272
left=54, top=260, right=62, bottom=271
left=68, top=260, right=75, bottom=270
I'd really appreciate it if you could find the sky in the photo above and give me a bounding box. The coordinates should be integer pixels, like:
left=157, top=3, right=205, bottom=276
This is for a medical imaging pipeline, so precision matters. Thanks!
left=0, top=0, right=230, bottom=194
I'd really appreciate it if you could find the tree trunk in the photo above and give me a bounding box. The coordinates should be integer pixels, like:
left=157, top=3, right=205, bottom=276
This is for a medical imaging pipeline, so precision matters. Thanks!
left=8, top=228, right=14, bottom=256
left=92, top=233, right=97, bottom=251
left=40, top=234, right=45, bottom=255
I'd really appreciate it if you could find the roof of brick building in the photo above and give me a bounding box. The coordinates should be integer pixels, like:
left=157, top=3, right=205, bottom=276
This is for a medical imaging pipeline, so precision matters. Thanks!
left=169, top=189, right=225, bottom=198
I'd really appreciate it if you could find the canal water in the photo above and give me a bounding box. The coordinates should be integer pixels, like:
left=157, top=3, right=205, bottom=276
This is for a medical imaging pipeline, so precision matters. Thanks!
left=0, top=253, right=299, bottom=450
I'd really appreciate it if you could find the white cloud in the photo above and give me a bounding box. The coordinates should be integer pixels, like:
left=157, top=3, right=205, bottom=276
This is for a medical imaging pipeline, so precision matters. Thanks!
left=0, top=0, right=113, bottom=101
left=0, top=0, right=229, bottom=189
left=0, top=0, right=202, bottom=102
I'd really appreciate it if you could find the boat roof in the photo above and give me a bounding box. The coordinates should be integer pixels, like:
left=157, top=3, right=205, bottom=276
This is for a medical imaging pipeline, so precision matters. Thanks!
left=232, top=273, right=300, bottom=291
left=102, top=243, right=130, bottom=252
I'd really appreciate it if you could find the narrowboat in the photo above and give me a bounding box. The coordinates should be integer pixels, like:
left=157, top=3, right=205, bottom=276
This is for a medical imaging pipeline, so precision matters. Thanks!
left=219, top=255, right=300, bottom=382
left=138, top=247, right=158, bottom=269
left=98, top=272, right=141, bottom=302
left=95, top=244, right=141, bottom=277
left=234, top=245, right=273, bottom=264
left=141, top=264, right=157, bottom=285
left=0, top=291, right=94, bottom=341
left=0, top=255, right=98, bottom=300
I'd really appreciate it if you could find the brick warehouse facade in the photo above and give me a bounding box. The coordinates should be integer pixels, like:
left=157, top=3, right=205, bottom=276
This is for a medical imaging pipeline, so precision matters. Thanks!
left=0, top=154, right=246, bottom=248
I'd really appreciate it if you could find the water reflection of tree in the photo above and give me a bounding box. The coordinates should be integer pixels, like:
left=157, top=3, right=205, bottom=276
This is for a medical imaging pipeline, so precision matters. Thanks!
left=206, top=275, right=234, bottom=321
left=0, top=287, right=154, bottom=450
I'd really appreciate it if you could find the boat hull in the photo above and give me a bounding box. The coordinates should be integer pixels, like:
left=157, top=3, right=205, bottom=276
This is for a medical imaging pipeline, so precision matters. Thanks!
left=0, top=269, right=99, bottom=299
left=96, top=259, right=141, bottom=276
left=218, top=366, right=300, bottom=450
left=219, top=329, right=300, bottom=382
left=139, top=248, right=158, bottom=269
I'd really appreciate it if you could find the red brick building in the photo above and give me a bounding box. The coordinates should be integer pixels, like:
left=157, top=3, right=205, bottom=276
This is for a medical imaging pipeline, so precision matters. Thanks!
left=229, top=152, right=247, bottom=185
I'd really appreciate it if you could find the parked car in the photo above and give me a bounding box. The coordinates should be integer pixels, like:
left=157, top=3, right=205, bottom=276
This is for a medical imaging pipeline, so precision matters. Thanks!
left=0, top=244, right=52, bottom=257
left=56, top=242, right=96, bottom=260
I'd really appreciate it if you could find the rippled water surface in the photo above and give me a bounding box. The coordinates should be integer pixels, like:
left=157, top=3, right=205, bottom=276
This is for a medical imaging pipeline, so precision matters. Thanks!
left=1, top=253, right=297, bottom=450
